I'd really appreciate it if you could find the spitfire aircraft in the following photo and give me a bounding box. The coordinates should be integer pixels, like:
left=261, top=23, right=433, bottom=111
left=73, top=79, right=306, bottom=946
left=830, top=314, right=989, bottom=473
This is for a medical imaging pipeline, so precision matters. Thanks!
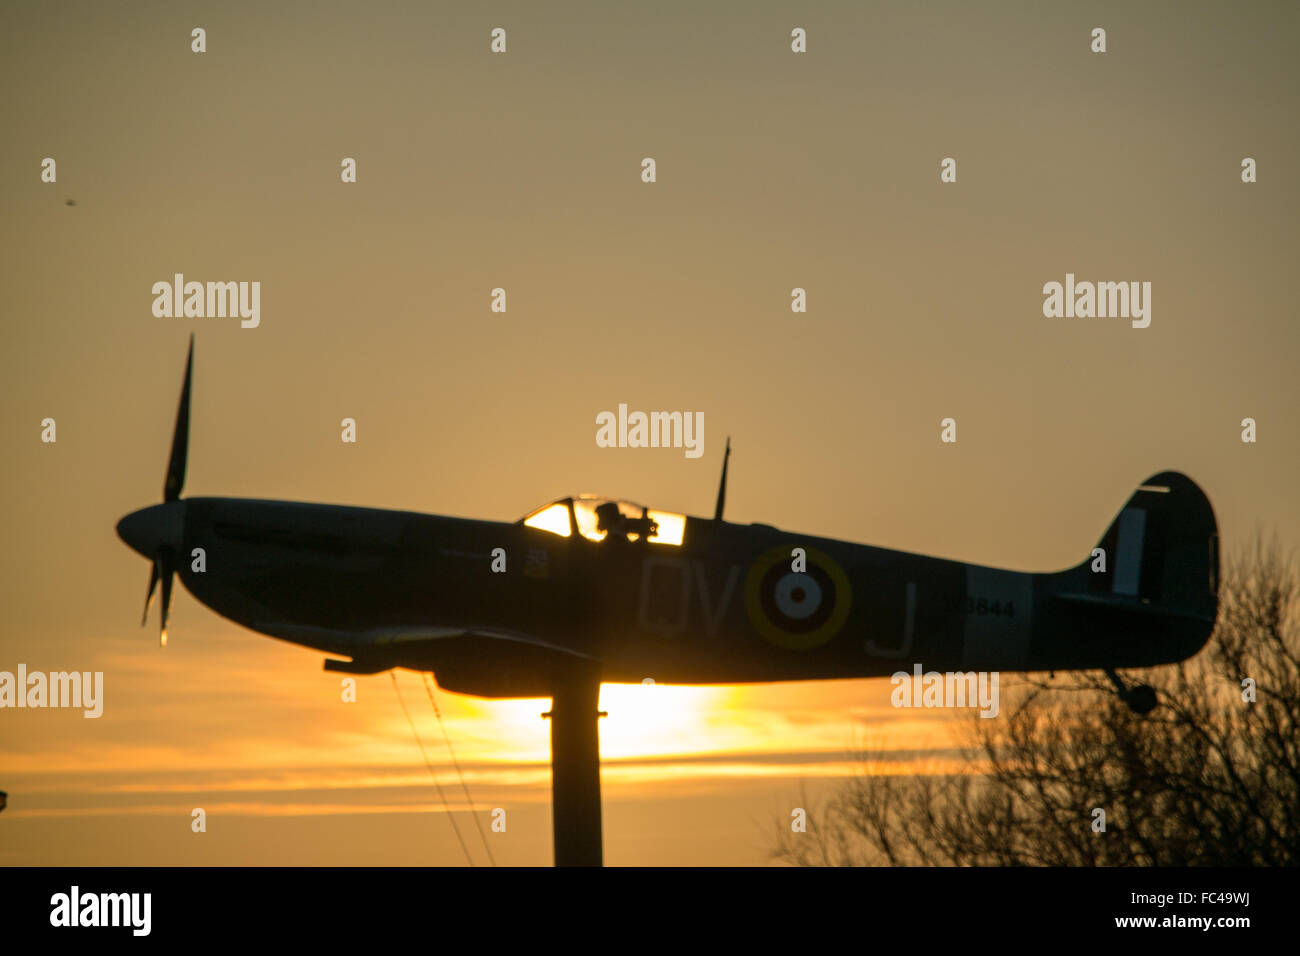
left=117, top=339, right=1220, bottom=865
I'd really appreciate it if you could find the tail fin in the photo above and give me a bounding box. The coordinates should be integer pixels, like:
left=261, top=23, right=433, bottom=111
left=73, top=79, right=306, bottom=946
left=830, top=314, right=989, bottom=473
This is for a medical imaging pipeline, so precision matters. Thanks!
left=1040, top=472, right=1219, bottom=670
left=1084, top=471, right=1219, bottom=621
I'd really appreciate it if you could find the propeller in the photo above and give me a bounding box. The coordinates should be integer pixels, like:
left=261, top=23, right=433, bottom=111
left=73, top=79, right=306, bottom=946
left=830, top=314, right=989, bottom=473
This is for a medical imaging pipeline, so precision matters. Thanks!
left=141, top=547, right=177, bottom=647
left=140, top=336, right=193, bottom=646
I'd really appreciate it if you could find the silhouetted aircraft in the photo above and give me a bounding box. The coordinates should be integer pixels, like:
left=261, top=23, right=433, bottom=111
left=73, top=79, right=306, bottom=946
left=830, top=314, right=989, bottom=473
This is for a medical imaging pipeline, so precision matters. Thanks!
left=117, top=338, right=1220, bottom=865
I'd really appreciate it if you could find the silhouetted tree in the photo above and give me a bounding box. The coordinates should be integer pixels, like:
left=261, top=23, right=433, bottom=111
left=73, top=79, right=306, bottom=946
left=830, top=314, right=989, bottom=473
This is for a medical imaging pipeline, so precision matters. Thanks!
left=772, top=537, right=1299, bottom=866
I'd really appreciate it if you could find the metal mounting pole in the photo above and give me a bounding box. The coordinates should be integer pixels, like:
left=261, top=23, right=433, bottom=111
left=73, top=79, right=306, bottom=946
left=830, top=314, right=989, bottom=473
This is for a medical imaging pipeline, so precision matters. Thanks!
left=544, top=668, right=605, bottom=866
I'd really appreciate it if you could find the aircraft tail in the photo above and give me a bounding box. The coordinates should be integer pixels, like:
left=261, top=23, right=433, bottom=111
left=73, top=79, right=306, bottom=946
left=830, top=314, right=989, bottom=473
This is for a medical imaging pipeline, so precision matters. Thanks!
left=1043, top=472, right=1219, bottom=668
left=1086, top=472, right=1218, bottom=614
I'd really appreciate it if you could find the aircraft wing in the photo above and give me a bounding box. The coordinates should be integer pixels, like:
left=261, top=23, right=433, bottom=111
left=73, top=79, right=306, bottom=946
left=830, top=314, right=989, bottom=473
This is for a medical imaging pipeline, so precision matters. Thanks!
left=253, top=621, right=597, bottom=673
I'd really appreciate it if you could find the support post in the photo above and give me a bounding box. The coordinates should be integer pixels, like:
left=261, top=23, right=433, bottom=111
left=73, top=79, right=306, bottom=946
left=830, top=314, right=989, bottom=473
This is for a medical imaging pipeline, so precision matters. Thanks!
left=545, top=668, right=604, bottom=866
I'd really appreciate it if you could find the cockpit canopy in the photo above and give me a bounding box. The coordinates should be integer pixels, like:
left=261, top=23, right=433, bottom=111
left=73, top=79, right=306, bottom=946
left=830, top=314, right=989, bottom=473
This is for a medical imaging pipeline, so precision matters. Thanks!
left=520, top=495, right=686, bottom=545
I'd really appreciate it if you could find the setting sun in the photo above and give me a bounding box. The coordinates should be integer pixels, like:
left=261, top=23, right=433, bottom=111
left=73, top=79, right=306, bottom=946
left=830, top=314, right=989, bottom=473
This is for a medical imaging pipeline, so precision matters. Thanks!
left=463, top=683, right=733, bottom=761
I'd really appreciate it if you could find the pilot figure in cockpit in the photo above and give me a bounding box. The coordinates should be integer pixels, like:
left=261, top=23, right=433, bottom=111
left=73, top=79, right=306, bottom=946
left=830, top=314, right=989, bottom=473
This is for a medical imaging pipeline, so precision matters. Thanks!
left=595, top=502, right=629, bottom=542
left=595, top=502, right=658, bottom=543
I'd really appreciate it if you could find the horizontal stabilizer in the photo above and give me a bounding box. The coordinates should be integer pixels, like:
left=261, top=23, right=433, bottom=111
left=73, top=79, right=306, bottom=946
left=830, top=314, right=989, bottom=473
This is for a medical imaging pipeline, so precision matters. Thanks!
left=1050, top=590, right=1216, bottom=623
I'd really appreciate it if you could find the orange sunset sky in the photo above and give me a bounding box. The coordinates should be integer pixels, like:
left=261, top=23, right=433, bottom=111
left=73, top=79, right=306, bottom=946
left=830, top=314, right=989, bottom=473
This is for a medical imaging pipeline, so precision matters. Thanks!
left=2, top=0, right=1298, bottom=865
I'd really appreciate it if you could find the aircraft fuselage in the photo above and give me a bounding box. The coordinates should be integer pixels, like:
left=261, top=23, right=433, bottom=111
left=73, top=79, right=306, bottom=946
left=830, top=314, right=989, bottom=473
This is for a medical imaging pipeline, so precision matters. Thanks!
left=117, top=478, right=1218, bottom=698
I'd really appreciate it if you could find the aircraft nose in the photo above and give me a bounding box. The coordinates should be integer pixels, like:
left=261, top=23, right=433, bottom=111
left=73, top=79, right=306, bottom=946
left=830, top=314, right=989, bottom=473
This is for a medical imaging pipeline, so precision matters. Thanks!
left=116, top=502, right=185, bottom=558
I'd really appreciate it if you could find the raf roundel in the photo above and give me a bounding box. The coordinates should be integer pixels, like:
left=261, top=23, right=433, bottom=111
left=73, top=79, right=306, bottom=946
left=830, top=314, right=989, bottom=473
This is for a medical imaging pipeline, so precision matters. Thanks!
left=744, top=546, right=853, bottom=650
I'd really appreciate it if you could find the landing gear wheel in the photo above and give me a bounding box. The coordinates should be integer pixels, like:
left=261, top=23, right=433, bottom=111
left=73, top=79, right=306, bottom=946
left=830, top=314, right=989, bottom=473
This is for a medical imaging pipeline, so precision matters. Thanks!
left=1104, top=669, right=1159, bottom=715
left=1125, top=684, right=1158, bottom=715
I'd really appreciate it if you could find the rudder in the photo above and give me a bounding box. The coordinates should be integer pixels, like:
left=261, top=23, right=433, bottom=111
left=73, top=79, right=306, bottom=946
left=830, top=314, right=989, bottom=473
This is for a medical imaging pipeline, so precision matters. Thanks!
left=1086, top=471, right=1218, bottom=622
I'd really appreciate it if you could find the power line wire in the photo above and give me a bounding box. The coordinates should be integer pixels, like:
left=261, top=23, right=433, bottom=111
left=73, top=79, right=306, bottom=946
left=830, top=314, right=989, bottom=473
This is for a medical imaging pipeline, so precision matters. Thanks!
left=421, top=671, right=496, bottom=866
left=390, top=671, right=474, bottom=866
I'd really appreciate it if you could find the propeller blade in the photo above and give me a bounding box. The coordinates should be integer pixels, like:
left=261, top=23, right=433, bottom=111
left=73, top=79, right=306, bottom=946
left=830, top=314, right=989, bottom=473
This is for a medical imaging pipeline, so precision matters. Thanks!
left=141, top=560, right=160, bottom=626
left=163, top=335, right=194, bottom=502
left=159, top=547, right=175, bottom=648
